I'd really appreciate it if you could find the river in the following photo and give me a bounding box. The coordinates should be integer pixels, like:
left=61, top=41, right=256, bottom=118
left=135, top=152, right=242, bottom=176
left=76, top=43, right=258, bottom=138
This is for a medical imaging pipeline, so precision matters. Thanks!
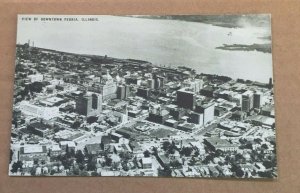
left=17, top=15, right=273, bottom=83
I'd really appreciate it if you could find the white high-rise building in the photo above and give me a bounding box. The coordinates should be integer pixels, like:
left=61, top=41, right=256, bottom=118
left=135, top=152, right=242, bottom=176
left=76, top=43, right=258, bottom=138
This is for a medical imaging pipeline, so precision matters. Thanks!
left=100, top=70, right=117, bottom=100
left=19, top=101, right=59, bottom=120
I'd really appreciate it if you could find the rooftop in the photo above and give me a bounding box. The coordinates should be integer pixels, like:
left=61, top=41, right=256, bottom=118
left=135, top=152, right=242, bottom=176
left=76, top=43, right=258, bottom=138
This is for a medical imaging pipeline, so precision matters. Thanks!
left=242, top=90, right=254, bottom=96
left=29, top=122, right=51, bottom=130
left=142, top=157, right=152, bottom=164
left=59, top=141, right=76, bottom=147
left=20, top=145, right=47, bottom=154
left=40, top=96, right=64, bottom=106
left=205, top=138, right=234, bottom=147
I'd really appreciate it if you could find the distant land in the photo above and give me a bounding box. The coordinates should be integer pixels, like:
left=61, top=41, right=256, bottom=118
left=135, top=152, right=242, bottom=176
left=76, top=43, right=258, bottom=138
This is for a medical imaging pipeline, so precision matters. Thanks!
left=259, top=35, right=272, bottom=41
left=216, top=43, right=272, bottom=53
left=128, top=15, right=271, bottom=28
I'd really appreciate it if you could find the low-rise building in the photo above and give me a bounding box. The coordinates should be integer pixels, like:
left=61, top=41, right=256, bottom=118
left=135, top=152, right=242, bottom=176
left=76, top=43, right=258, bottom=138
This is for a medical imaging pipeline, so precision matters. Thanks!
left=85, top=143, right=102, bottom=155
left=204, top=138, right=238, bottom=152
left=27, top=122, right=52, bottom=137
left=19, top=145, right=47, bottom=162
left=141, top=157, right=153, bottom=169
left=59, top=141, right=76, bottom=153
left=49, top=145, right=62, bottom=158
left=177, top=123, right=196, bottom=132
left=156, top=154, right=170, bottom=167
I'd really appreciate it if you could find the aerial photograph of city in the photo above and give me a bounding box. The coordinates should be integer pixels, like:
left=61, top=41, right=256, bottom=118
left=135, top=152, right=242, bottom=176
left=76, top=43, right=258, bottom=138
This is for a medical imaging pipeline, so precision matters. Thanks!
left=9, top=14, right=277, bottom=178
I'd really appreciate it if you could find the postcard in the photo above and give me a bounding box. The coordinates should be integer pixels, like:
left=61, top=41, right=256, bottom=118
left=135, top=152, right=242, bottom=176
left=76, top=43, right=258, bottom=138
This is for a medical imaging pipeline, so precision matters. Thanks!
left=9, top=14, right=276, bottom=178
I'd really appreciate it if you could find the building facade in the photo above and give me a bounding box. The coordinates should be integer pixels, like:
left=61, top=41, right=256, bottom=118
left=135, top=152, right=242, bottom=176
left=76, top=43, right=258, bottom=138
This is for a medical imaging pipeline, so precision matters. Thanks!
left=100, top=70, right=117, bottom=100
left=76, top=92, right=102, bottom=117
left=177, top=88, right=195, bottom=110
left=241, top=90, right=254, bottom=112
left=19, top=145, right=47, bottom=162
left=195, top=103, right=215, bottom=125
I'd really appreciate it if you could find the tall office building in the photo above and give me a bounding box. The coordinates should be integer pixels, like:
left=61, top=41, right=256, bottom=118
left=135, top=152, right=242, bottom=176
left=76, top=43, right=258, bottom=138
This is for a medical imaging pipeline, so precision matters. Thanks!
left=147, top=79, right=155, bottom=89
left=100, top=70, right=117, bottom=100
left=157, top=76, right=165, bottom=88
left=189, top=112, right=204, bottom=126
left=117, top=85, right=130, bottom=100
left=177, top=88, right=195, bottom=110
left=76, top=93, right=102, bottom=116
left=117, top=85, right=125, bottom=100
left=241, top=90, right=254, bottom=112
left=154, top=77, right=161, bottom=89
left=253, top=92, right=262, bottom=109
left=152, top=74, right=165, bottom=89
left=194, top=103, right=215, bottom=125
left=137, top=87, right=150, bottom=99
left=113, top=104, right=128, bottom=124
left=124, top=85, right=130, bottom=98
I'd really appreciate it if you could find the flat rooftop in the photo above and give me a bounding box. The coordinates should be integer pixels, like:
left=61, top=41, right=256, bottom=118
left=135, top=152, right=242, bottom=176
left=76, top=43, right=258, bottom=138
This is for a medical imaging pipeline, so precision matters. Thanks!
left=20, top=145, right=47, bottom=154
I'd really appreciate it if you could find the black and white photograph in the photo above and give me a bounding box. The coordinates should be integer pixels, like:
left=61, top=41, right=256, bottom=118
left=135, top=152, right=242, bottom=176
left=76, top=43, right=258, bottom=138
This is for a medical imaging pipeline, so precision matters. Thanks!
left=9, top=14, right=276, bottom=178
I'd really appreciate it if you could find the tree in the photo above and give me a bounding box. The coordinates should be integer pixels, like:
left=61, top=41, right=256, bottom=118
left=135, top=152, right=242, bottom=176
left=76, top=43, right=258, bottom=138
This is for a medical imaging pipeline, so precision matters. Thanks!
left=111, top=162, right=119, bottom=170
left=72, top=121, right=81, bottom=129
left=194, top=150, right=199, bottom=157
left=239, top=138, right=247, bottom=144
left=87, top=158, right=97, bottom=171
left=50, top=169, right=56, bottom=175
left=119, top=151, right=132, bottom=161
left=215, top=149, right=223, bottom=157
left=10, top=161, right=23, bottom=173
left=122, top=161, right=129, bottom=171
left=73, top=167, right=80, bottom=175
left=75, top=150, right=85, bottom=164
left=231, top=164, right=244, bottom=178
left=59, top=154, right=72, bottom=170
left=202, top=154, right=213, bottom=164
left=30, top=168, right=36, bottom=176
left=189, top=156, right=197, bottom=166
left=162, top=141, right=171, bottom=151
left=261, top=144, right=268, bottom=150
left=158, top=166, right=172, bottom=177
left=91, top=171, right=98, bottom=176
left=217, top=161, right=224, bottom=166
left=224, top=155, right=231, bottom=164
left=29, top=82, right=44, bottom=93
left=254, top=138, right=263, bottom=144
left=170, top=160, right=182, bottom=168
left=235, top=153, right=244, bottom=162
left=152, top=147, right=158, bottom=156
left=263, top=160, right=274, bottom=169
left=143, top=150, right=151, bottom=158
left=105, top=157, right=112, bottom=166
left=258, top=171, right=273, bottom=178
left=9, top=149, right=13, bottom=163
left=54, top=126, right=61, bottom=133
left=180, top=147, right=193, bottom=157
left=242, top=143, right=253, bottom=150
left=80, top=170, right=89, bottom=176
left=70, top=148, right=76, bottom=158
left=78, top=163, right=85, bottom=171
